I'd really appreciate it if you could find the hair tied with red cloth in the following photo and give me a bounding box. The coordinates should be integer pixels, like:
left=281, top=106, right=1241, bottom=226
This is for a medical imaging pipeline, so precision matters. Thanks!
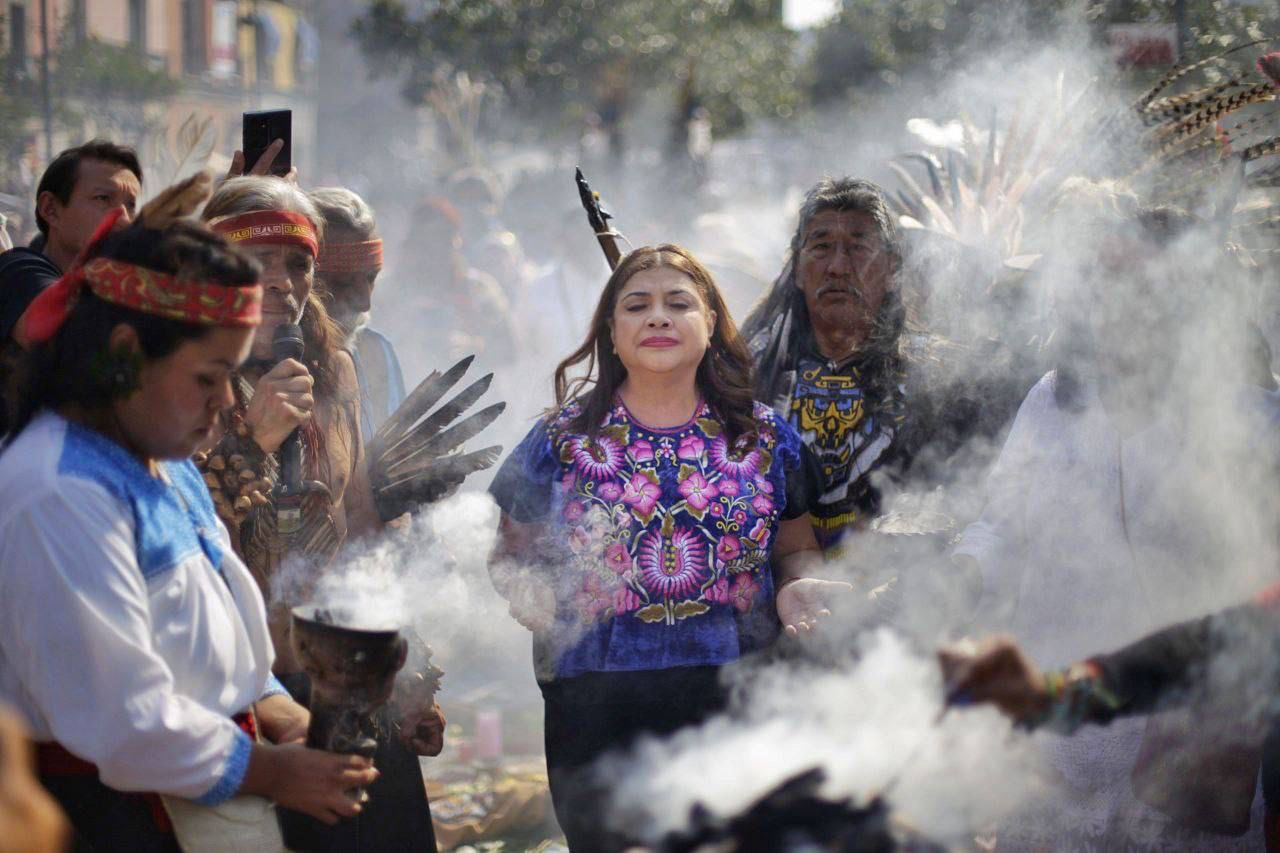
left=15, top=208, right=263, bottom=347
left=318, top=239, right=384, bottom=275
left=16, top=207, right=126, bottom=346
left=210, top=210, right=319, bottom=257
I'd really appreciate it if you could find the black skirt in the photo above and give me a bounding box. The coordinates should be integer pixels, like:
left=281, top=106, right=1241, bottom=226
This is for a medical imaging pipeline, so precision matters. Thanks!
left=540, top=665, right=728, bottom=852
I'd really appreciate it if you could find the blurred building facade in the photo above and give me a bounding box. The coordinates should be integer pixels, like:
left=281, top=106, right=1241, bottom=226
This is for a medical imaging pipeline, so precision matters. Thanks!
left=2, top=0, right=319, bottom=209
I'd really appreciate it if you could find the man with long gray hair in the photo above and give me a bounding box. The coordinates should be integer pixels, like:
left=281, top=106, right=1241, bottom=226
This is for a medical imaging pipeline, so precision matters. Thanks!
left=742, top=178, right=912, bottom=554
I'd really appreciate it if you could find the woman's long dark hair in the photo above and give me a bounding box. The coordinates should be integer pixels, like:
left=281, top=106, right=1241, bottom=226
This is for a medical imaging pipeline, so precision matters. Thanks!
left=553, top=244, right=759, bottom=444
left=3, top=220, right=260, bottom=443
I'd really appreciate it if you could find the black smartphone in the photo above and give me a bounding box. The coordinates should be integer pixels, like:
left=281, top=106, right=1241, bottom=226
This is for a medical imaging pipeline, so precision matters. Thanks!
left=242, top=109, right=292, bottom=177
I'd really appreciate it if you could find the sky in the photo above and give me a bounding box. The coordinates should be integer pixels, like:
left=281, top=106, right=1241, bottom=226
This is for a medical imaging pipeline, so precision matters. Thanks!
left=784, top=0, right=840, bottom=30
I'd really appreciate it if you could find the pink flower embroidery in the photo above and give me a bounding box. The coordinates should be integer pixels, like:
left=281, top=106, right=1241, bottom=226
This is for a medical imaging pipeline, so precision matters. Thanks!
left=709, top=434, right=762, bottom=479
left=751, top=493, right=774, bottom=516
left=613, top=587, right=642, bottom=614
left=754, top=475, right=774, bottom=495
left=716, top=535, right=742, bottom=562
left=733, top=509, right=748, bottom=525
left=598, top=480, right=623, bottom=502
left=637, top=527, right=707, bottom=599
left=718, top=479, right=741, bottom=497
left=605, top=543, right=633, bottom=574
left=569, top=526, right=593, bottom=553
left=677, top=434, right=705, bottom=461
left=622, top=472, right=661, bottom=517
left=710, top=503, right=724, bottom=518
left=630, top=439, right=655, bottom=462
left=569, top=435, right=626, bottom=480
left=577, top=574, right=611, bottom=619
left=749, top=518, right=771, bottom=548
left=729, top=573, right=761, bottom=612
left=563, top=501, right=587, bottom=523
left=707, top=577, right=731, bottom=604
left=678, top=471, right=719, bottom=512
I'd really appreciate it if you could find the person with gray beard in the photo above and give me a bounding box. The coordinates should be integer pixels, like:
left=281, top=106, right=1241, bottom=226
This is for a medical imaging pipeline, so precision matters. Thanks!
left=742, top=179, right=912, bottom=557
left=308, top=187, right=407, bottom=445
left=741, top=177, right=1007, bottom=560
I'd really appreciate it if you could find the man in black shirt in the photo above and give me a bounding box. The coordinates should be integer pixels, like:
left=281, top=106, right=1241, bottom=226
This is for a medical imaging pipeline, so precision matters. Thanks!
left=0, top=140, right=141, bottom=342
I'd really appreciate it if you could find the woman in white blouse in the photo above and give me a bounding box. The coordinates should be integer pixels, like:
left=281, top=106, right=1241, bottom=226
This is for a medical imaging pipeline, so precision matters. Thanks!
left=0, top=177, right=376, bottom=851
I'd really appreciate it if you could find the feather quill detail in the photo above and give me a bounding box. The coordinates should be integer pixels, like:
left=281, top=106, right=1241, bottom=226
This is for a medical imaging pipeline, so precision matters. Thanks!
left=1134, top=38, right=1270, bottom=110
left=1150, top=82, right=1275, bottom=152
left=138, top=171, right=214, bottom=230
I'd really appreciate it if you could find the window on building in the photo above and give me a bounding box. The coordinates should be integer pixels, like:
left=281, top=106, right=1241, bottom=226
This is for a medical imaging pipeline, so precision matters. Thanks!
left=129, top=0, right=147, bottom=53
left=6, top=3, right=29, bottom=81
left=182, top=0, right=207, bottom=74
left=71, top=0, right=86, bottom=46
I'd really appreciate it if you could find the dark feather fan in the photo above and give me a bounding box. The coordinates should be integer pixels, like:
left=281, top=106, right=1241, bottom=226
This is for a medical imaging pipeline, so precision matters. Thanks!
left=365, top=355, right=505, bottom=522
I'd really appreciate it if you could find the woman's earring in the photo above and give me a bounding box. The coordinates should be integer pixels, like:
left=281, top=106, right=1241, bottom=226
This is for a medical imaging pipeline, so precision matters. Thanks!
left=92, top=343, right=143, bottom=398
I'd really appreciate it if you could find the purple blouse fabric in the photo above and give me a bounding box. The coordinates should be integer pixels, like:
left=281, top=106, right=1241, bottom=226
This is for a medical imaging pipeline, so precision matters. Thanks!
left=489, top=398, right=812, bottom=680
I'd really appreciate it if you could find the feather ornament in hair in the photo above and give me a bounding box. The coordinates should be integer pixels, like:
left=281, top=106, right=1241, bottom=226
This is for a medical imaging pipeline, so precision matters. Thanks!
left=138, top=171, right=214, bottom=230
left=1133, top=38, right=1270, bottom=110
left=1143, top=77, right=1248, bottom=124
left=1241, top=135, right=1280, bottom=163
left=1150, top=82, right=1276, bottom=152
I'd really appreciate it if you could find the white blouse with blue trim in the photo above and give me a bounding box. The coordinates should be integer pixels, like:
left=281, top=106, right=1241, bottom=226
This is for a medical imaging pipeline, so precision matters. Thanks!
left=0, top=412, right=279, bottom=805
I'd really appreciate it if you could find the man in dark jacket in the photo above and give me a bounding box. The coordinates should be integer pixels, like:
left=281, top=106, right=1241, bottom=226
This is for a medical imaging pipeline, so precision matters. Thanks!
left=0, top=140, right=141, bottom=343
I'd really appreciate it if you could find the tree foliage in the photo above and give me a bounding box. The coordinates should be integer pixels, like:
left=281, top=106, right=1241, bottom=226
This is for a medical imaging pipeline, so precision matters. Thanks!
left=352, top=0, right=803, bottom=137
left=810, top=0, right=1280, bottom=105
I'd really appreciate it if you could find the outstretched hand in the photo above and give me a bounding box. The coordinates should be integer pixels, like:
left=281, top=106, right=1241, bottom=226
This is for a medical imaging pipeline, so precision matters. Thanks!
left=776, top=577, right=853, bottom=636
left=937, top=636, right=1049, bottom=722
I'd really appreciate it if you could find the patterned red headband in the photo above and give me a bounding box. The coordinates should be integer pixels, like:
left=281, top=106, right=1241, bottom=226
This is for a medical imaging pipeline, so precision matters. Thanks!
left=210, top=210, right=319, bottom=257
left=17, top=257, right=262, bottom=347
left=317, top=239, right=384, bottom=275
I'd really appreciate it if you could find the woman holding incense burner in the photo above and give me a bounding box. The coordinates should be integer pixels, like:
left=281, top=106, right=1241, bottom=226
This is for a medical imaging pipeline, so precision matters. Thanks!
left=488, top=244, right=846, bottom=851
left=0, top=174, right=376, bottom=851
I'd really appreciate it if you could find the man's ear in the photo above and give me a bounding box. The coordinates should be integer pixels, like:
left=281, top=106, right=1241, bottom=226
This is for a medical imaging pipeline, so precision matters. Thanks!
left=36, top=191, right=61, bottom=232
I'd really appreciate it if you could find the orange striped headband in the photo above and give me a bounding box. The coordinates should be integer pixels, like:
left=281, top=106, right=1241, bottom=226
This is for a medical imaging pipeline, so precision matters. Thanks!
left=211, top=210, right=319, bottom=257
left=318, top=239, right=383, bottom=275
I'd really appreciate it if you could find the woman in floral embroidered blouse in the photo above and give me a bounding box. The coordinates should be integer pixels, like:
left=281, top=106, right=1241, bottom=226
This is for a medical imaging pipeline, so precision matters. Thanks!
left=488, top=244, right=845, bottom=850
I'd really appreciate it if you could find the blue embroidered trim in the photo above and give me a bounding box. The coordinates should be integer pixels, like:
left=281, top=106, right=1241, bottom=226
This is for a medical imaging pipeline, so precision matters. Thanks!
left=260, top=673, right=290, bottom=700
left=194, top=728, right=253, bottom=806
left=57, top=423, right=219, bottom=579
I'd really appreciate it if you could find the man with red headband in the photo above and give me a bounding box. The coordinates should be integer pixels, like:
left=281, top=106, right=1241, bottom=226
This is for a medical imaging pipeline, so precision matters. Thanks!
left=309, top=187, right=406, bottom=443
left=200, top=177, right=378, bottom=652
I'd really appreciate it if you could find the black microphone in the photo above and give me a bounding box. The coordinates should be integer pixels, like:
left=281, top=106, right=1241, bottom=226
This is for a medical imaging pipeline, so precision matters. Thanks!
left=272, top=323, right=305, bottom=534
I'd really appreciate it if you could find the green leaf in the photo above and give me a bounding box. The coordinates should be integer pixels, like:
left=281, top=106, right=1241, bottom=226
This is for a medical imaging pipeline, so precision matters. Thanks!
left=673, top=600, right=711, bottom=620
left=696, top=418, right=723, bottom=438
left=636, top=604, right=668, bottom=623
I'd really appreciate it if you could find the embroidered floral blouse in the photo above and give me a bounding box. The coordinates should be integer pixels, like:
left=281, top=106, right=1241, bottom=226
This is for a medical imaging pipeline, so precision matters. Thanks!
left=489, top=397, right=815, bottom=681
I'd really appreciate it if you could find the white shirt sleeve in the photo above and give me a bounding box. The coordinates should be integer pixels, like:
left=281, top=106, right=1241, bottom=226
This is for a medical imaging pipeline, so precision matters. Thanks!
left=952, top=375, right=1057, bottom=610
left=0, top=479, right=252, bottom=804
